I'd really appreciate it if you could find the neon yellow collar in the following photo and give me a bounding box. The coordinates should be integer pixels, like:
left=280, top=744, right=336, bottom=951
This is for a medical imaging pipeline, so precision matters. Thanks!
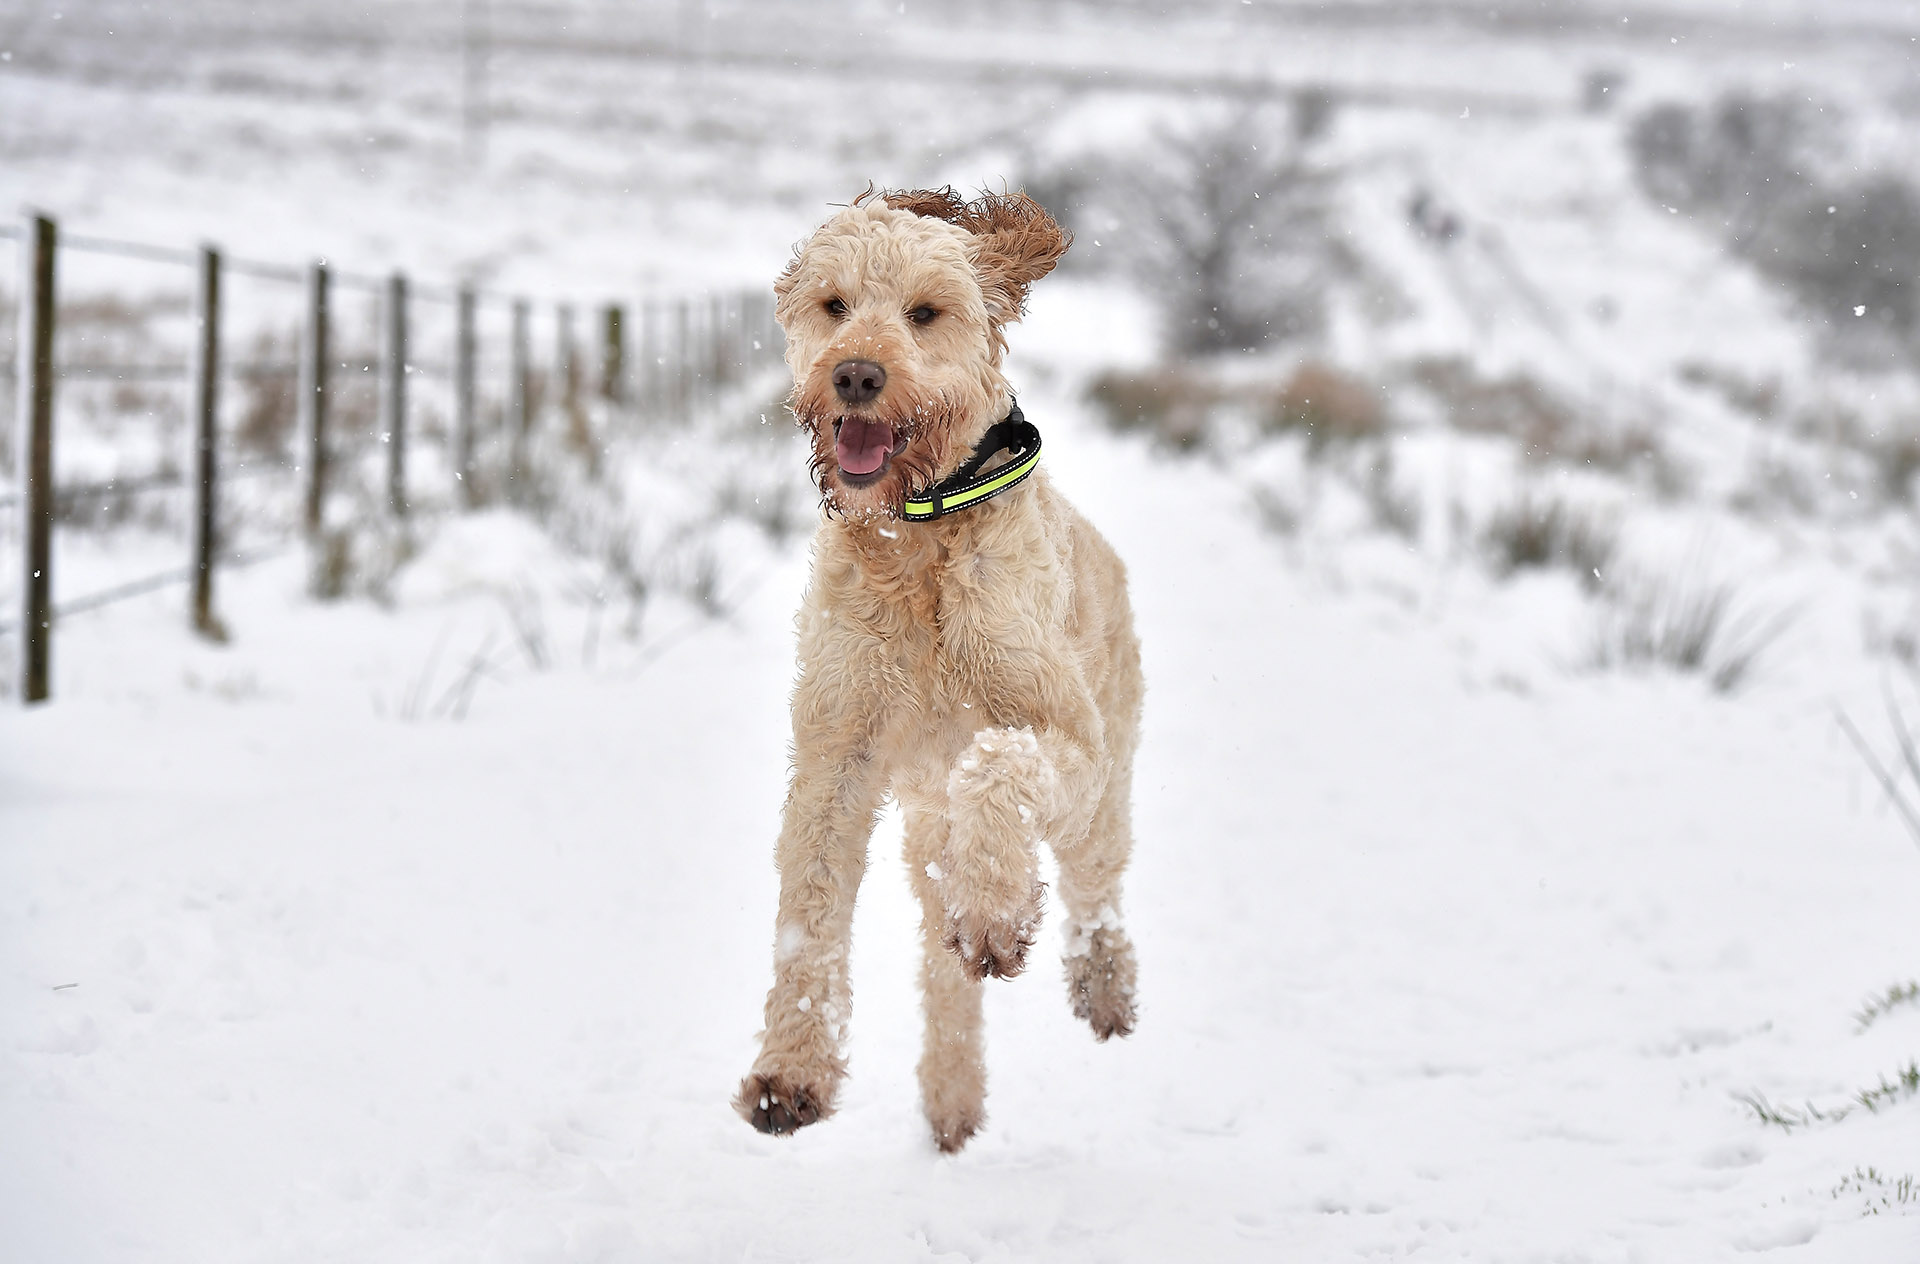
left=901, top=404, right=1041, bottom=522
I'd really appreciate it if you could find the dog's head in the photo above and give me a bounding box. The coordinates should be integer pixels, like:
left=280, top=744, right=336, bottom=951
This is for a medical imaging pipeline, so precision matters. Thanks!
left=775, top=187, right=1069, bottom=520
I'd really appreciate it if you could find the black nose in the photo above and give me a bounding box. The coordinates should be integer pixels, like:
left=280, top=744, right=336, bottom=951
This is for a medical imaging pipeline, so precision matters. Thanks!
left=832, top=359, right=886, bottom=405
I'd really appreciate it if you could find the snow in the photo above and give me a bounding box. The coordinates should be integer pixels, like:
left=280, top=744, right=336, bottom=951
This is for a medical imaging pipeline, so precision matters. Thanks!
left=4, top=378, right=1918, bottom=1260
left=3, top=2, right=1920, bottom=1259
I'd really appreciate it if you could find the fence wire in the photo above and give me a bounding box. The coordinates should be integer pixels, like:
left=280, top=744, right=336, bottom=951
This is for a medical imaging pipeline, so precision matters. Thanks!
left=4, top=213, right=785, bottom=696
left=0, top=541, right=293, bottom=635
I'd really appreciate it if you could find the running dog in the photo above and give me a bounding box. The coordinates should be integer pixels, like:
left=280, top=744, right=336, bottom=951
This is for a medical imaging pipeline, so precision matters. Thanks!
left=735, top=187, right=1143, bottom=1153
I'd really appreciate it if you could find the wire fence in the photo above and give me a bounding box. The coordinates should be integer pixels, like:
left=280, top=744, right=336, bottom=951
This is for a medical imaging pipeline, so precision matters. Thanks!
left=2, top=212, right=784, bottom=701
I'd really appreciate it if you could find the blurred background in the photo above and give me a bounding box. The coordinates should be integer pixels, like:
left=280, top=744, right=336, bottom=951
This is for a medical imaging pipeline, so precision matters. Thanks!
left=3, top=3, right=1919, bottom=1261
left=4, top=0, right=1920, bottom=677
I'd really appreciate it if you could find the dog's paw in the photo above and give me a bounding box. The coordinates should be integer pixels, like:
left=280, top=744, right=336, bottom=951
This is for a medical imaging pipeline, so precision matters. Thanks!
left=942, top=884, right=1044, bottom=981
left=734, top=1072, right=829, bottom=1137
left=1065, top=924, right=1137, bottom=1042
left=927, top=1102, right=984, bottom=1154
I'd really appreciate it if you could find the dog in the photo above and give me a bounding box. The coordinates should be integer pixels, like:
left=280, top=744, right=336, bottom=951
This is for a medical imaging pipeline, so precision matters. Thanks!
left=734, top=187, right=1143, bottom=1153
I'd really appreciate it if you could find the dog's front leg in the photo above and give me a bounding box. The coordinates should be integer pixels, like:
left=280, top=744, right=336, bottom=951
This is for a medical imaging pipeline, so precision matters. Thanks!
left=734, top=665, right=889, bottom=1137
left=938, top=681, right=1108, bottom=982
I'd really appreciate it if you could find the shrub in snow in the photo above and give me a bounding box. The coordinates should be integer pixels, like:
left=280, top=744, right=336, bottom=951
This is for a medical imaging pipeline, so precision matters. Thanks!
left=1769, top=175, right=1920, bottom=363
left=1479, top=490, right=1619, bottom=591
left=1358, top=448, right=1421, bottom=541
left=1406, top=356, right=1674, bottom=487
left=1629, top=91, right=1920, bottom=366
left=1098, top=103, right=1339, bottom=355
left=1086, top=359, right=1388, bottom=456
left=1410, top=356, right=1576, bottom=449
left=1258, top=362, right=1387, bottom=454
left=1586, top=565, right=1797, bottom=693
left=1084, top=367, right=1219, bottom=451
left=308, top=513, right=418, bottom=604
left=1676, top=360, right=1781, bottom=420
left=1629, top=93, right=1825, bottom=242
left=235, top=326, right=299, bottom=460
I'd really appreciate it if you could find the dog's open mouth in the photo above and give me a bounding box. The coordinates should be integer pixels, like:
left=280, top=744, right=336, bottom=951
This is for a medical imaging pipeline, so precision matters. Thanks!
left=834, top=418, right=909, bottom=482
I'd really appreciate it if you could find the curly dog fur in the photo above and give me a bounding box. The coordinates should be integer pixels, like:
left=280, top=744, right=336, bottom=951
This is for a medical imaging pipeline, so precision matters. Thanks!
left=735, top=187, right=1143, bottom=1153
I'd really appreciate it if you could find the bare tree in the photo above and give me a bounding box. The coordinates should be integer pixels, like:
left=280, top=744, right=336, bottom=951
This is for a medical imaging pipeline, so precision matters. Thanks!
left=1104, top=103, right=1338, bottom=355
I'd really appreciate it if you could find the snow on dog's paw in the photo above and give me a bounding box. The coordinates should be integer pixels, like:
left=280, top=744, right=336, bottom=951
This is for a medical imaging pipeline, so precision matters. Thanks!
left=942, top=883, right=1044, bottom=981
left=735, top=1071, right=829, bottom=1136
left=948, top=726, right=1055, bottom=806
left=940, top=726, right=1051, bottom=984
left=1065, top=923, right=1138, bottom=1041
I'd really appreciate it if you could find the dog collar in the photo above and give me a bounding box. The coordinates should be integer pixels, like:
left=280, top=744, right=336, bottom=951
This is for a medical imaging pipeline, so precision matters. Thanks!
left=902, top=403, right=1042, bottom=522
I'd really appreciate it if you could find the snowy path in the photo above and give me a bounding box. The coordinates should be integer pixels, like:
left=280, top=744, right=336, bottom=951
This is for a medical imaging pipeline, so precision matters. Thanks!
left=4, top=391, right=1919, bottom=1262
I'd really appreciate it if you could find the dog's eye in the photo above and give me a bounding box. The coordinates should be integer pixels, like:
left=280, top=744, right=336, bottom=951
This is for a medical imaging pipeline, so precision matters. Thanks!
left=908, top=306, right=938, bottom=326
left=824, top=297, right=848, bottom=319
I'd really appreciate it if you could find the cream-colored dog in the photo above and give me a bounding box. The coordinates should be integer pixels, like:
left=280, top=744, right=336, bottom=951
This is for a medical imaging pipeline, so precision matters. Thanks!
left=735, top=188, right=1143, bottom=1153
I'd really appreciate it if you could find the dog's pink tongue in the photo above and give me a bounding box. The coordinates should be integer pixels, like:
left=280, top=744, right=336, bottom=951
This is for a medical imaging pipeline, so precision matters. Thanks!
left=836, top=418, right=895, bottom=476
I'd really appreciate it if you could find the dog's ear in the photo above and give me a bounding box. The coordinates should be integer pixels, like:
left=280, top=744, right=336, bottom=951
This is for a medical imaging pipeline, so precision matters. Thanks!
left=873, top=185, right=970, bottom=223
left=961, top=191, right=1071, bottom=324
left=874, top=186, right=1071, bottom=323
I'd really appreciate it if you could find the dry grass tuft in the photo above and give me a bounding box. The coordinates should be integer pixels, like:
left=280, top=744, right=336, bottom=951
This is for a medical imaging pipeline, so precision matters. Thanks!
left=1088, top=359, right=1385, bottom=456
left=1480, top=490, right=1620, bottom=590
left=1409, top=356, right=1669, bottom=482
left=1677, top=360, right=1781, bottom=419
left=1260, top=362, right=1388, bottom=452
left=1085, top=367, right=1218, bottom=451
left=1360, top=450, right=1421, bottom=539
left=1587, top=566, right=1798, bottom=692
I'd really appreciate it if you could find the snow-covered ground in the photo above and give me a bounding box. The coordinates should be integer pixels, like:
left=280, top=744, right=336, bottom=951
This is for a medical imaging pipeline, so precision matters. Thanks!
left=4, top=2, right=1920, bottom=1259
left=4, top=365, right=1919, bottom=1260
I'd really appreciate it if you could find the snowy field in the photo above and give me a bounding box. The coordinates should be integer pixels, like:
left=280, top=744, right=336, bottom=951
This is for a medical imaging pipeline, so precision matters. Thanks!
left=4, top=375, right=1916, bottom=1262
left=5, top=2, right=1920, bottom=1261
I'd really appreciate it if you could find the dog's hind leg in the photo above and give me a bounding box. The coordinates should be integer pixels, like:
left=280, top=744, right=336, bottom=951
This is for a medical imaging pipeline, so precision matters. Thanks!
left=1053, top=754, right=1139, bottom=1042
left=1052, top=624, right=1142, bottom=1043
left=904, top=802, right=987, bottom=1152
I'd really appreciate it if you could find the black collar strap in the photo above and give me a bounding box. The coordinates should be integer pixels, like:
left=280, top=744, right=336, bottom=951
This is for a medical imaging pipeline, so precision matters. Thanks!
left=902, top=403, right=1041, bottom=522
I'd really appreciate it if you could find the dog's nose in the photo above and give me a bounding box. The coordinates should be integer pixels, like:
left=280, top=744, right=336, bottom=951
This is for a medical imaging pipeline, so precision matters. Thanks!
left=832, top=360, right=887, bottom=405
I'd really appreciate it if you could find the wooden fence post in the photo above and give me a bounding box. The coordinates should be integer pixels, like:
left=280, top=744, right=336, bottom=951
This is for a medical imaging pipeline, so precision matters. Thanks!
left=509, top=297, right=531, bottom=496
left=298, top=262, right=329, bottom=535
left=16, top=213, right=55, bottom=703
left=674, top=298, right=691, bottom=416
left=454, top=284, right=477, bottom=507
left=601, top=303, right=624, bottom=405
left=556, top=302, right=578, bottom=414
left=724, top=293, right=742, bottom=383
left=189, top=244, right=222, bottom=640
left=382, top=272, right=408, bottom=517
left=643, top=299, right=665, bottom=416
